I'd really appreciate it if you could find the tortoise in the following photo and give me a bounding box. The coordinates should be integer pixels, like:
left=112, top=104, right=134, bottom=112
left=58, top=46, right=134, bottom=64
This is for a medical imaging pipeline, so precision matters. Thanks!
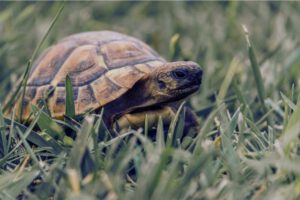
left=11, top=31, right=203, bottom=136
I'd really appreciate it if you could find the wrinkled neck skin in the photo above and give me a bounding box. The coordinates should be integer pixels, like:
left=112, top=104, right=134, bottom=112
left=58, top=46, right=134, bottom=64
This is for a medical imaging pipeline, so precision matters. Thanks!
left=102, top=77, right=156, bottom=126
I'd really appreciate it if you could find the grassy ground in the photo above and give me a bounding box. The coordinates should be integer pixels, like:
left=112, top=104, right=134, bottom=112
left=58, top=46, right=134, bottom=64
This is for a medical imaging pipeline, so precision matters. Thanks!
left=1, top=2, right=300, bottom=199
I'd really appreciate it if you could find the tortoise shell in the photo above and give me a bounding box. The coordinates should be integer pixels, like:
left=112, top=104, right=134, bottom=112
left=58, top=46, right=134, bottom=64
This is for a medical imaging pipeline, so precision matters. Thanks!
left=17, top=31, right=167, bottom=119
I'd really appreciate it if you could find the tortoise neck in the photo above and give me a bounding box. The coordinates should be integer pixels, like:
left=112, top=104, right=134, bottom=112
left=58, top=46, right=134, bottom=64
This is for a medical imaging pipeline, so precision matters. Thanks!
left=103, top=78, right=154, bottom=124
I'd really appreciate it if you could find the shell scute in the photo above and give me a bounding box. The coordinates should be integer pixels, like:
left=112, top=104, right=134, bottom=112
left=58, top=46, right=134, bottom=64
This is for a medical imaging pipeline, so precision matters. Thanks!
left=90, top=75, right=127, bottom=106
left=101, top=40, right=157, bottom=69
left=77, top=85, right=98, bottom=113
left=51, top=45, right=107, bottom=87
left=28, top=42, right=77, bottom=86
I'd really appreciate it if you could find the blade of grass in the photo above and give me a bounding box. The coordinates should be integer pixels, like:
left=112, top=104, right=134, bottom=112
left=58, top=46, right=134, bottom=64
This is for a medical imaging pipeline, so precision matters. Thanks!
left=2, top=4, right=64, bottom=115
left=265, top=99, right=284, bottom=118
left=175, top=148, right=211, bottom=199
left=31, top=105, right=65, bottom=142
left=190, top=104, right=225, bottom=152
left=3, top=118, right=62, bottom=154
left=280, top=92, right=296, bottom=111
left=217, top=57, right=240, bottom=101
left=65, top=75, right=76, bottom=119
left=220, top=107, right=241, bottom=182
left=99, top=130, right=136, bottom=148
left=232, top=78, right=254, bottom=121
left=0, top=104, right=8, bottom=156
left=16, top=127, right=45, bottom=173
left=169, top=33, right=181, bottom=59
left=136, top=148, right=172, bottom=199
left=280, top=91, right=295, bottom=131
left=156, top=116, right=165, bottom=152
left=275, top=101, right=300, bottom=156
left=0, top=109, right=41, bottom=165
left=174, top=107, right=186, bottom=147
left=144, top=114, right=149, bottom=137
left=67, top=116, right=94, bottom=171
left=19, top=4, right=65, bottom=121
left=167, top=102, right=185, bottom=147
left=0, top=169, right=40, bottom=199
left=282, top=101, right=300, bottom=139
left=91, top=109, right=104, bottom=171
left=242, top=25, right=270, bottom=123
left=7, top=109, right=15, bottom=156
left=106, top=135, right=139, bottom=175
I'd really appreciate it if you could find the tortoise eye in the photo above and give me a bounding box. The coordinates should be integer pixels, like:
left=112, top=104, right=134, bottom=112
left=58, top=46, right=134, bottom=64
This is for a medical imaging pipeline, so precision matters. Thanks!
left=171, top=69, right=188, bottom=80
left=158, top=80, right=166, bottom=89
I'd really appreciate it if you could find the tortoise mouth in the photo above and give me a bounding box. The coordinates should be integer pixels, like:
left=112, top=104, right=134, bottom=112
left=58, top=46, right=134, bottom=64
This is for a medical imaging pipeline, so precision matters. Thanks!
left=176, top=84, right=199, bottom=93
left=171, top=84, right=200, bottom=99
left=126, top=85, right=199, bottom=115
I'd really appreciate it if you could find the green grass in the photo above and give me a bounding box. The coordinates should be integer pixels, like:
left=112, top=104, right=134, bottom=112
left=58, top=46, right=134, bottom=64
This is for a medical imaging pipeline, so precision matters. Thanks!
left=1, top=1, right=300, bottom=199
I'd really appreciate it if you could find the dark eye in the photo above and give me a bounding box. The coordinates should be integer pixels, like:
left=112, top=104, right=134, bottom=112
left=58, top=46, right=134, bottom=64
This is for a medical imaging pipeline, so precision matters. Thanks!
left=171, top=69, right=188, bottom=80
left=158, top=80, right=166, bottom=89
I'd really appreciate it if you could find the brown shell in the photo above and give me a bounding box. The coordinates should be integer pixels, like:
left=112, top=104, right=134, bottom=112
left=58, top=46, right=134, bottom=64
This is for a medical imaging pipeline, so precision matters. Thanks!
left=16, top=31, right=166, bottom=119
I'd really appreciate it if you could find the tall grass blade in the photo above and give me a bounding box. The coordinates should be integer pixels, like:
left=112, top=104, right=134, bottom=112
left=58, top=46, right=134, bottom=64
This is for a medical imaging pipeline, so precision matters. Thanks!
left=283, top=101, right=300, bottom=132
left=67, top=116, right=94, bottom=172
left=65, top=75, right=76, bottom=119
left=0, top=104, right=8, bottom=156
left=16, top=127, right=44, bottom=172
left=10, top=5, right=64, bottom=120
left=280, top=92, right=296, bottom=111
left=167, top=102, right=185, bottom=147
left=220, top=107, right=241, bottom=182
left=174, top=107, right=186, bottom=147
left=31, top=105, right=65, bottom=142
left=217, top=57, right=240, bottom=101
left=169, top=33, right=181, bottom=59
left=190, top=104, right=225, bottom=152
left=156, top=116, right=165, bottom=152
left=232, top=78, right=254, bottom=120
left=0, top=109, right=41, bottom=165
left=144, top=114, right=149, bottom=137
left=242, top=25, right=268, bottom=116
left=3, top=118, right=62, bottom=154
left=0, top=169, right=40, bottom=199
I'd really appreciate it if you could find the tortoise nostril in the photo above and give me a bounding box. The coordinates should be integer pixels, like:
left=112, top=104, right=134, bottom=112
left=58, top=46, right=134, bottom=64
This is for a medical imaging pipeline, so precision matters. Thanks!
left=171, top=69, right=188, bottom=80
left=193, top=69, right=203, bottom=85
left=196, top=70, right=203, bottom=78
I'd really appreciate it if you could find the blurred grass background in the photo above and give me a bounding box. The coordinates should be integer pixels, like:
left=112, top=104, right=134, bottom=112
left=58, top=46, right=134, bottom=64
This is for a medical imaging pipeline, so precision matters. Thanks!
left=1, top=1, right=300, bottom=199
left=1, top=2, right=300, bottom=107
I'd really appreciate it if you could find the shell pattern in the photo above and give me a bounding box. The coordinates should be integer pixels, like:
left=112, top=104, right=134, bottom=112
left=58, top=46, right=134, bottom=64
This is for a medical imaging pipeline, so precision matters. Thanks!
left=18, top=31, right=166, bottom=119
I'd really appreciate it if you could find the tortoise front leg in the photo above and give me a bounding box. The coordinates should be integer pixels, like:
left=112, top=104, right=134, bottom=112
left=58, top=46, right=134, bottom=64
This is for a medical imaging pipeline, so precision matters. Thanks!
left=113, top=106, right=175, bottom=134
left=113, top=105, right=200, bottom=139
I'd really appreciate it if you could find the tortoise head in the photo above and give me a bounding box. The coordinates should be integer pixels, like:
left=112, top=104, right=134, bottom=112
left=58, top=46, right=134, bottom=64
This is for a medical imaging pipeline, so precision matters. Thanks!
left=148, top=61, right=203, bottom=103
left=103, top=61, right=202, bottom=124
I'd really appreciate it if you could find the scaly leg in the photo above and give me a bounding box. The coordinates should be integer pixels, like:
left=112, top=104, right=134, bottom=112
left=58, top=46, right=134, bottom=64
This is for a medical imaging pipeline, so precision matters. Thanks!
left=114, top=105, right=200, bottom=139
